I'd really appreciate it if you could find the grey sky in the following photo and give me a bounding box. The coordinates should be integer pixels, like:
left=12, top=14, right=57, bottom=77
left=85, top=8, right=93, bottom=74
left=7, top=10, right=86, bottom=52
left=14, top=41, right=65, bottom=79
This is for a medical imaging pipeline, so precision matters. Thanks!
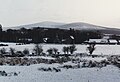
left=0, top=0, right=120, bottom=28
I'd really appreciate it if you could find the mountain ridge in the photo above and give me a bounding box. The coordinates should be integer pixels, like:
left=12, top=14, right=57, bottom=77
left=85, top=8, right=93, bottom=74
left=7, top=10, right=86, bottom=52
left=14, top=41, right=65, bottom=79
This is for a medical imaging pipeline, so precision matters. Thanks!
left=3, top=21, right=120, bottom=34
left=3, top=21, right=66, bottom=30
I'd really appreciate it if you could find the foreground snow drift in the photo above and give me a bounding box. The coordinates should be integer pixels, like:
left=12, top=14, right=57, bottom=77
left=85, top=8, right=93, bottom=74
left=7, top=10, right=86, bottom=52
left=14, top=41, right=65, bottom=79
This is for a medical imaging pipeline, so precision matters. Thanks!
left=0, top=43, right=120, bottom=82
left=0, top=64, right=120, bottom=82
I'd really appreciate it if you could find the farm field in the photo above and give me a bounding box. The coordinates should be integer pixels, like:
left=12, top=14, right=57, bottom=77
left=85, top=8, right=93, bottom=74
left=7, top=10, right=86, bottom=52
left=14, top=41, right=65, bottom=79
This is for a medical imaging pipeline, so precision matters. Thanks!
left=0, top=42, right=120, bottom=55
left=0, top=64, right=120, bottom=82
left=0, top=43, right=120, bottom=82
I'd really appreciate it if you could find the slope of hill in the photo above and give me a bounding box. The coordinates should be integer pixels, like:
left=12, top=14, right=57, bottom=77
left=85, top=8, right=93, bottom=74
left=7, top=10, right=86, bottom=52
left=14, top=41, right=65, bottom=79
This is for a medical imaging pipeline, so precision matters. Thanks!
left=59, top=22, right=107, bottom=30
left=5, top=21, right=65, bottom=30
left=3, top=21, right=120, bottom=35
left=4, top=22, right=107, bottom=31
left=58, top=22, right=120, bottom=34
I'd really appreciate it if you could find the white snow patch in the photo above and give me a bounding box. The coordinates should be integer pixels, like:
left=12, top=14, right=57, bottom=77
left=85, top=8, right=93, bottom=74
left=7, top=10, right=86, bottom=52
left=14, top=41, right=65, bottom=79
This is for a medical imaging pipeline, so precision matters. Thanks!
left=0, top=64, right=119, bottom=82
left=0, top=43, right=120, bottom=55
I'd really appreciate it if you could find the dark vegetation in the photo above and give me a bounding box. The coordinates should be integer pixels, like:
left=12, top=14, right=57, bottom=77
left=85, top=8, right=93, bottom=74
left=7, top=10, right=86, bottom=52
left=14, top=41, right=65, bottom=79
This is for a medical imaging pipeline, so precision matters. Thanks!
left=0, top=25, right=120, bottom=70
left=0, top=44, right=77, bottom=57
left=0, top=25, right=101, bottom=44
left=38, top=67, right=61, bottom=72
left=0, top=43, right=118, bottom=70
left=0, top=71, right=19, bottom=77
left=107, top=55, right=120, bottom=68
left=87, top=43, right=96, bottom=55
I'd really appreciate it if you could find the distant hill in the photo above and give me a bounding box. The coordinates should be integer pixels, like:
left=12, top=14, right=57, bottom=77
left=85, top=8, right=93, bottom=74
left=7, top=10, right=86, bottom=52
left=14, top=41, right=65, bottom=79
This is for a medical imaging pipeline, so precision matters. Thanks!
left=4, top=21, right=65, bottom=30
left=58, top=22, right=120, bottom=34
left=3, top=21, right=120, bottom=35
left=59, top=22, right=106, bottom=30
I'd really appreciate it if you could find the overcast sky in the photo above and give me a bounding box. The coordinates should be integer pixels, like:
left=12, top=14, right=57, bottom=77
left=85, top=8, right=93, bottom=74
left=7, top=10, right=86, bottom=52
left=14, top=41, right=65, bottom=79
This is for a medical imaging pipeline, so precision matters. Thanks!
left=0, top=0, right=120, bottom=28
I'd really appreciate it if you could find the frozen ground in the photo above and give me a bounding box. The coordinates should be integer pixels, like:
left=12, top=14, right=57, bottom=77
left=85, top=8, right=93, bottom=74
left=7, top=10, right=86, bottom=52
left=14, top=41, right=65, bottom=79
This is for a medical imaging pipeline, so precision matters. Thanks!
left=0, top=42, right=120, bottom=82
left=0, top=42, right=120, bottom=55
left=0, top=64, right=120, bottom=82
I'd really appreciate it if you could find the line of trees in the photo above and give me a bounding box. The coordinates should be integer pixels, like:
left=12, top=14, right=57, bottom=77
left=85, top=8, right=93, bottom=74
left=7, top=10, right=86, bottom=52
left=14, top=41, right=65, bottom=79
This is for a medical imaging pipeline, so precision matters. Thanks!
left=0, top=44, right=78, bottom=57
left=62, top=45, right=77, bottom=54
left=0, top=26, right=101, bottom=44
left=0, top=43, right=96, bottom=57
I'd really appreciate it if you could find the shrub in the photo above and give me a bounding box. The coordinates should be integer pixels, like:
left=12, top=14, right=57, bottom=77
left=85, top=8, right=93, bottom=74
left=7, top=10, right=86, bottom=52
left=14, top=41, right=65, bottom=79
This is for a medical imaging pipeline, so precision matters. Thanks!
left=33, top=44, right=43, bottom=56
left=63, top=46, right=67, bottom=54
left=53, top=48, right=58, bottom=54
left=69, top=45, right=77, bottom=54
left=63, top=45, right=77, bottom=54
left=16, top=51, right=24, bottom=56
left=0, top=48, right=6, bottom=54
left=87, top=44, right=96, bottom=55
left=47, top=48, right=53, bottom=55
left=9, top=48, right=16, bottom=56
left=23, top=48, right=29, bottom=55
left=62, top=46, right=69, bottom=54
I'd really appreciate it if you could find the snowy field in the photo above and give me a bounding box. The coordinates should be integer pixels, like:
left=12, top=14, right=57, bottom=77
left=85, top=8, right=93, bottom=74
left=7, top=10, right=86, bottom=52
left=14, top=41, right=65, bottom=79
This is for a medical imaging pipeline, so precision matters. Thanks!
left=0, top=64, right=120, bottom=82
left=0, top=42, right=120, bottom=82
left=0, top=42, right=120, bottom=55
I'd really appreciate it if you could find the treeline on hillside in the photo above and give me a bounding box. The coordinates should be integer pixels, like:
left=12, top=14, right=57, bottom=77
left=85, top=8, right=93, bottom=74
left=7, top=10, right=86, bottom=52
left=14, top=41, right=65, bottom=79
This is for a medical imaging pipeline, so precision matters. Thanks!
left=0, top=26, right=101, bottom=44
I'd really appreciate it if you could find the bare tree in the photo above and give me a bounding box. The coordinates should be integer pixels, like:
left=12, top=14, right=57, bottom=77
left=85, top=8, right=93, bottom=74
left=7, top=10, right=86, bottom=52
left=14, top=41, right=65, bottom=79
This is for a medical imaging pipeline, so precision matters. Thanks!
left=63, top=46, right=67, bottom=54
left=53, top=48, right=58, bottom=55
left=33, top=44, right=43, bottom=56
left=9, top=48, right=16, bottom=56
left=0, top=48, right=6, bottom=54
left=62, top=46, right=69, bottom=54
left=66, top=47, right=70, bottom=54
left=69, top=45, right=77, bottom=54
left=87, top=44, right=96, bottom=55
left=0, top=48, right=6, bottom=57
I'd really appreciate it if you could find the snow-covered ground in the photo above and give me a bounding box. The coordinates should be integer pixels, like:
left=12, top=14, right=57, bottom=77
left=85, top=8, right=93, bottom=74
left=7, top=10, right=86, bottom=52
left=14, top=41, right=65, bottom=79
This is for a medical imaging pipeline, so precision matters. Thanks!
left=0, top=43, right=120, bottom=82
left=0, top=42, right=120, bottom=55
left=79, top=57, right=107, bottom=62
left=0, top=64, right=120, bottom=82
